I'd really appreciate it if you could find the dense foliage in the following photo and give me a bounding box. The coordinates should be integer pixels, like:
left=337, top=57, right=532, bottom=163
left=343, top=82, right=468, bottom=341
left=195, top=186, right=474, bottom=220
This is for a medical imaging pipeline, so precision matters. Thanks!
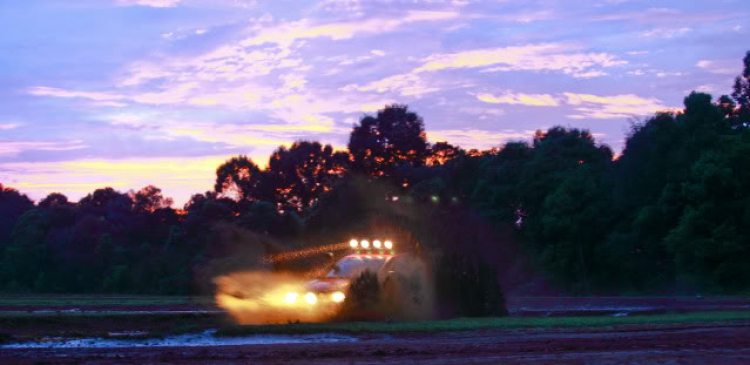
left=1, top=51, right=749, bottom=299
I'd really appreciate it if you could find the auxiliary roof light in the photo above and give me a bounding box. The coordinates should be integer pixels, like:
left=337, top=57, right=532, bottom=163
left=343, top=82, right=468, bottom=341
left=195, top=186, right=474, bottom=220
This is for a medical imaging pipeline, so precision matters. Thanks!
left=349, top=238, right=394, bottom=252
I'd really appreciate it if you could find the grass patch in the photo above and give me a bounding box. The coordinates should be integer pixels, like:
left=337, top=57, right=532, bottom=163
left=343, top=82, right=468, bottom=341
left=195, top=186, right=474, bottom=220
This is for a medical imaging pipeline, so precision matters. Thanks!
left=216, top=311, right=750, bottom=336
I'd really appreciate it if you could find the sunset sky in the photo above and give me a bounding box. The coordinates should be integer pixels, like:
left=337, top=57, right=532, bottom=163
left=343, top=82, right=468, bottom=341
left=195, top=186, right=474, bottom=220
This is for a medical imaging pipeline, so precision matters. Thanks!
left=1, top=0, right=748, bottom=206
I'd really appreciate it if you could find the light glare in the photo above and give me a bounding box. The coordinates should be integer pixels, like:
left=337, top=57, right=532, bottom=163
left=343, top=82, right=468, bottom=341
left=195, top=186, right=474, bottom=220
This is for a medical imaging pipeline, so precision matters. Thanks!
left=284, top=292, right=298, bottom=305
left=384, top=240, right=393, bottom=249
left=360, top=240, right=370, bottom=249
left=349, top=239, right=358, bottom=248
left=304, top=292, right=317, bottom=305
left=331, top=291, right=345, bottom=303
left=373, top=240, right=382, bottom=249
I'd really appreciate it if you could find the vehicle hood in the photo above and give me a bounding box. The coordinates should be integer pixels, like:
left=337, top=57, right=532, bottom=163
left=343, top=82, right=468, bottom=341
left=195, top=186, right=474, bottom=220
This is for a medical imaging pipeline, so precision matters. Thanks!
left=305, top=278, right=350, bottom=293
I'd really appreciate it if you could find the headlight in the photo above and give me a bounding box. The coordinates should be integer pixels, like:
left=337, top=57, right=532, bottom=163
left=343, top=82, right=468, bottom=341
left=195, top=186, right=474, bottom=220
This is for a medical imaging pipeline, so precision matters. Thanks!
left=360, top=240, right=370, bottom=249
left=373, top=240, right=382, bottom=249
left=349, top=239, right=358, bottom=248
left=304, top=292, right=317, bottom=305
left=384, top=240, right=393, bottom=249
left=284, top=292, right=298, bottom=304
left=331, top=291, right=345, bottom=303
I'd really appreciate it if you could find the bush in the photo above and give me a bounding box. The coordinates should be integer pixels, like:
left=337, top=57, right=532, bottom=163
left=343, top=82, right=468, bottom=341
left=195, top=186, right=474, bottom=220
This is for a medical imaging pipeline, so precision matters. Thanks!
left=435, top=253, right=507, bottom=317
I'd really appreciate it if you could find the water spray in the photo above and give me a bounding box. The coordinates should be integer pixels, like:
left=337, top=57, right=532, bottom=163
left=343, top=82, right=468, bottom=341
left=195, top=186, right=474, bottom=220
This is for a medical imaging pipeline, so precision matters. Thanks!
left=262, top=242, right=351, bottom=265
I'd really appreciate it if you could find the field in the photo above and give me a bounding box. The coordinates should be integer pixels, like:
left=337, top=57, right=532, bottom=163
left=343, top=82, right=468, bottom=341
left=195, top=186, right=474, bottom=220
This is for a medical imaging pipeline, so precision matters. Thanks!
left=1, top=296, right=750, bottom=364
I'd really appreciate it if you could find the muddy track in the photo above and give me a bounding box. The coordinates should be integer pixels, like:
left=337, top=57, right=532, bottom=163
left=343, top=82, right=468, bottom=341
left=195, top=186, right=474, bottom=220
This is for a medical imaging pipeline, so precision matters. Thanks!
left=3, top=296, right=750, bottom=315
left=3, top=322, right=750, bottom=364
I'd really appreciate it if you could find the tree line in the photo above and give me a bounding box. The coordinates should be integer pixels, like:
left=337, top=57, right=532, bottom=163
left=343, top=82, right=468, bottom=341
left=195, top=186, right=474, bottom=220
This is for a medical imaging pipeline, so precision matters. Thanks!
left=1, top=51, right=749, bottom=297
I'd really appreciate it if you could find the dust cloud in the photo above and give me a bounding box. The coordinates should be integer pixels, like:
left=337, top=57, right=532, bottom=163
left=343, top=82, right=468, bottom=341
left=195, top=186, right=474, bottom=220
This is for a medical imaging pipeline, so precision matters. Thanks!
left=380, top=254, right=436, bottom=321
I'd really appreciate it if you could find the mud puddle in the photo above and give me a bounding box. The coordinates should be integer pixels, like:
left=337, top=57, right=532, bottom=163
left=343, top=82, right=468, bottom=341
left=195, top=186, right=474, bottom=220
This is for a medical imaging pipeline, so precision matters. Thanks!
left=0, top=330, right=357, bottom=349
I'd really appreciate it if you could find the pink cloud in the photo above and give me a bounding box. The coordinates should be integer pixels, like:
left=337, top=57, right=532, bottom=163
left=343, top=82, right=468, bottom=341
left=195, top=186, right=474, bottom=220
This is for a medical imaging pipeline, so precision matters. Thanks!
left=564, top=92, right=677, bottom=119
left=476, top=92, right=560, bottom=107
left=242, top=11, right=458, bottom=48
left=0, top=123, right=21, bottom=130
left=28, top=87, right=124, bottom=101
left=428, top=129, right=535, bottom=150
left=0, top=140, right=86, bottom=157
left=415, top=43, right=626, bottom=76
left=115, top=0, right=180, bottom=8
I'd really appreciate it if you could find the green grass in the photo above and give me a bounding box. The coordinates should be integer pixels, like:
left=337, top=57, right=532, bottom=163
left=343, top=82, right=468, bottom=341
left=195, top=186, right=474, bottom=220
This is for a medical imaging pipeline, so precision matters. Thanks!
left=1, top=305, right=748, bottom=341
left=216, top=311, right=750, bottom=336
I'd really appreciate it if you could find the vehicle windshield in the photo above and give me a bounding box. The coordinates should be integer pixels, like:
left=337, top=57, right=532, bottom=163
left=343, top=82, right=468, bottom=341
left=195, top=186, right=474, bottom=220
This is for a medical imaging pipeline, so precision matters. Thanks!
left=326, top=256, right=390, bottom=278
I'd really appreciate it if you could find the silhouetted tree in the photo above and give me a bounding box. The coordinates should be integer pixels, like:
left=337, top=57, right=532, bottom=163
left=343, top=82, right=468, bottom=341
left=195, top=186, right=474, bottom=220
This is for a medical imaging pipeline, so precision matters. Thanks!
left=348, top=104, right=428, bottom=178
left=665, top=133, right=750, bottom=291
left=519, top=127, right=612, bottom=220
left=512, top=127, right=614, bottom=291
left=214, top=156, right=265, bottom=202
left=427, top=141, right=462, bottom=166
left=39, top=193, right=70, bottom=208
left=469, top=141, right=533, bottom=222
left=79, top=187, right=133, bottom=212
left=132, top=185, right=173, bottom=213
left=731, top=51, right=750, bottom=128
left=266, top=141, right=349, bottom=212
left=0, top=185, right=35, bottom=249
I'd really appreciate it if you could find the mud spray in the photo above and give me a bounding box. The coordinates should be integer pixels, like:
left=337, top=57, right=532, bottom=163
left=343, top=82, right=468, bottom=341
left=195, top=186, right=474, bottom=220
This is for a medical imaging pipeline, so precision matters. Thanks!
left=215, top=272, right=339, bottom=324
left=214, top=254, right=436, bottom=324
left=214, top=243, right=352, bottom=324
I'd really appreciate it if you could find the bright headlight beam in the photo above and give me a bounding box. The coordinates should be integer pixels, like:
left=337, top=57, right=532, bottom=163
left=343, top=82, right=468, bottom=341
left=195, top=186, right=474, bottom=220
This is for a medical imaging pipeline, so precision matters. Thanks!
left=373, top=240, right=382, bottom=249
left=332, top=291, right=345, bottom=303
left=284, top=292, right=298, bottom=304
left=304, top=292, right=317, bottom=305
left=384, top=240, right=393, bottom=249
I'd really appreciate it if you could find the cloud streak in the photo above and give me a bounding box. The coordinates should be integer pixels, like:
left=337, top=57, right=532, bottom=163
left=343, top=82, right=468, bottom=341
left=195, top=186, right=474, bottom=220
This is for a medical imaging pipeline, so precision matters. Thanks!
left=414, top=43, right=626, bottom=77
left=564, top=93, right=676, bottom=119
left=341, top=74, right=440, bottom=97
left=428, top=129, right=535, bottom=150
left=0, top=123, right=22, bottom=130
left=28, top=87, right=124, bottom=101
left=242, top=11, right=458, bottom=48
left=115, top=0, right=180, bottom=7
left=476, top=92, right=560, bottom=107
left=0, top=140, right=87, bottom=157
